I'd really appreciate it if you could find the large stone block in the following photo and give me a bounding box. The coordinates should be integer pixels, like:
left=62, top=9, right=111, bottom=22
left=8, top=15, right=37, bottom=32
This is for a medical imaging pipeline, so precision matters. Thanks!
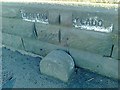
left=2, top=3, right=48, bottom=19
left=112, top=45, right=119, bottom=60
left=19, top=37, right=119, bottom=80
left=0, top=29, right=2, bottom=44
left=36, top=23, right=59, bottom=44
left=60, top=27, right=113, bottom=56
left=40, top=50, right=74, bottom=82
left=69, top=48, right=119, bottom=80
left=2, top=33, right=24, bottom=50
left=23, top=37, right=61, bottom=56
left=111, top=34, right=119, bottom=60
left=72, top=8, right=118, bottom=34
left=36, top=22, right=113, bottom=56
left=2, top=6, right=19, bottom=18
left=48, top=11, right=60, bottom=25
left=60, top=12, right=72, bottom=26
left=2, top=18, right=35, bottom=38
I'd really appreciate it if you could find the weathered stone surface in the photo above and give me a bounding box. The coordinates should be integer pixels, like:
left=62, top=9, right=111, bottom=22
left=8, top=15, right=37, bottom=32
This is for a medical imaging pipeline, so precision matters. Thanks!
left=36, top=22, right=113, bottom=56
left=40, top=50, right=74, bottom=82
left=69, top=48, right=119, bottom=80
left=36, top=23, right=59, bottom=44
left=2, top=33, right=24, bottom=50
left=111, top=34, right=119, bottom=60
left=0, top=30, right=2, bottom=44
left=2, top=2, right=117, bottom=33
left=23, top=37, right=61, bottom=56
left=2, top=2, right=119, bottom=81
left=48, top=11, right=60, bottom=25
left=112, top=45, right=119, bottom=60
left=61, top=27, right=113, bottom=56
left=2, top=6, right=19, bottom=18
left=22, top=37, right=119, bottom=80
left=60, top=12, right=72, bottom=26
left=2, top=3, right=48, bottom=18
left=13, top=36, right=119, bottom=80
left=2, top=15, right=114, bottom=56
left=72, top=9, right=118, bottom=34
left=2, top=18, right=35, bottom=38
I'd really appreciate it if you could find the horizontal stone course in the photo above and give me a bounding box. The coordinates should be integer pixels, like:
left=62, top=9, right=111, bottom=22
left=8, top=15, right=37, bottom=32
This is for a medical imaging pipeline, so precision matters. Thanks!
left=70, top=48, right=119, bottom=79
left=2, top=2, right=118, bottom=31
left=22, top=37, right=62, bottom=56
left=2, top=32, right=120, bottom=80
left=2, top=17, right=117, bottom=57
left=36, top=23, right=113, bottom=56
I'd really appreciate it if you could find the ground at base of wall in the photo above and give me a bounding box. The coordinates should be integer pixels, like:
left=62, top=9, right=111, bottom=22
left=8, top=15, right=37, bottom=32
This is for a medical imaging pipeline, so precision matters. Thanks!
left=2, top=47, right=120, bottom=88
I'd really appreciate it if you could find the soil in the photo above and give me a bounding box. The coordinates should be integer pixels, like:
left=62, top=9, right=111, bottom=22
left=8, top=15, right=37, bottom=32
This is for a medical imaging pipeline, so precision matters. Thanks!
left=1, top=47, right=120, bottom=88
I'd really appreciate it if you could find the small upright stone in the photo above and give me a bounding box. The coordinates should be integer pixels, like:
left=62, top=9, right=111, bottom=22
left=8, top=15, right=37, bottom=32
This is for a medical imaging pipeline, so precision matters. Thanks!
left=60, top=12, right=72, bottom=26
left=40, top=50, right=74, bottom=82
left=48, top=11, right=60, bottom=25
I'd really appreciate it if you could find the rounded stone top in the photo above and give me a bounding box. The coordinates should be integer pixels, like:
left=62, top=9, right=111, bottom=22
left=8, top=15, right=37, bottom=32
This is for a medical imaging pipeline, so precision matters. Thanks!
left=40, top=50, right=75, bottom=82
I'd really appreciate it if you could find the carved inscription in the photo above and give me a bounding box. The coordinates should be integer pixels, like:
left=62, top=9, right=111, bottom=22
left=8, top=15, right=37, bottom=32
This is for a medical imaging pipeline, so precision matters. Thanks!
left=74, top=18, right=103, bottom=27
left=20, top=10, right=48, bottom=24
left=73, top=17, right=113, bottom=33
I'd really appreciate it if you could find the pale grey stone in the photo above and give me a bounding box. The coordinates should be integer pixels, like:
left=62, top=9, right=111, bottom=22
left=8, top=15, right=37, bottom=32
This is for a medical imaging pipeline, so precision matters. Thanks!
left=40, top=50, right=74, bottom=82
left=48, top=11, right=60, bottom=25
left=112, top=45, right=119, bottom=60
left=60, top=12, right=72, bottom=26
left=2, top=18, right=34, bottom=38
left=2, top=33, right=24, bottom=50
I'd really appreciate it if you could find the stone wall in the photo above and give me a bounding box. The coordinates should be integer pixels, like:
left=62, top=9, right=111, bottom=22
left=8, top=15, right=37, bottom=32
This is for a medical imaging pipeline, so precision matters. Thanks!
left=2, top=2, right=119, bottom=79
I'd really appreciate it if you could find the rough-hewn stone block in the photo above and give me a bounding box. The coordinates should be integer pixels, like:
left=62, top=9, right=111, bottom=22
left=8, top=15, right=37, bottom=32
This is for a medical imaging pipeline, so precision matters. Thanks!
left=2, top=18, right=35, bottom=38
left=40, top=50, right=74, bottom=82
left=72, top=10, right=117, bottom=34
left=36, top=23, right=59, bottom=44
left=48, top=11, right=60, bottom=25
left=2, top=33, right=24, bottom=50
left=23, top=37, right=62, bottom=56
left=69, top=48, right=119, bottom=80
left=60, top=12, right=72, bottom=26
left=36, top=23, right=113, bottom=56
left=112, top=45, right=119, bottom=60
left=2, top=6, right=19, bottom=18
left=111, top=34, right=119, bottom=60
left=61, top=27, right=113, bottom=56
left=16, top=36, right=119, bottom=80
left=0, top=32, right=2, bottom=44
